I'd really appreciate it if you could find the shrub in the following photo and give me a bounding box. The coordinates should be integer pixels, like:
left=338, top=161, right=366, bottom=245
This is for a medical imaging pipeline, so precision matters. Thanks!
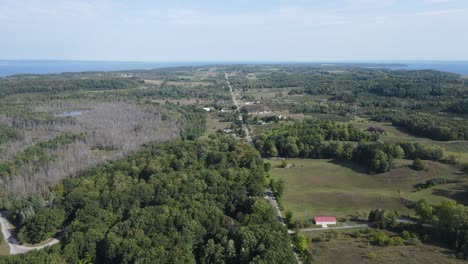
left=280, top=160, right=288, bottom=168
left=402, top=230, right=411, bottom=240
left=367, top=252, right=377, bottom=260
left=390, top=236, right=405, bottom=246
left=372, top=231, right=390, bottom=246
left=412, top=158, right=426, bottom=171
left=405, top=237, right=422, bottom=246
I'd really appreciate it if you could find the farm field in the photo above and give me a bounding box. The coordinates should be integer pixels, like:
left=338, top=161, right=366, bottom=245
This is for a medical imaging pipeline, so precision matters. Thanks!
left=269, top=158, right=467, bottom=221
left=303, top=229, right=465, bottom=264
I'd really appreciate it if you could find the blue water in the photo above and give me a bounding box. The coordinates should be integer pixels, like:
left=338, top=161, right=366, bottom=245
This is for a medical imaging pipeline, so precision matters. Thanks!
left=365, top=61, right=468, bottom=75
left=0, top=60, right=209, bottom=77
left=56, top=111, right=84, bottom=117
left=1, top=60, right=468, bottom=77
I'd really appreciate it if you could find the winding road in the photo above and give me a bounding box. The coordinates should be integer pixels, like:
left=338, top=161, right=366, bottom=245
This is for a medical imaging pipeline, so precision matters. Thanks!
left=0, top=211, right=61, bottom=255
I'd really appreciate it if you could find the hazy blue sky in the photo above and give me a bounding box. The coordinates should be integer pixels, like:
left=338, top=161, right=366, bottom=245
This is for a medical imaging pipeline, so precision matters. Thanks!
left=1, top=0, right=467, bottom=61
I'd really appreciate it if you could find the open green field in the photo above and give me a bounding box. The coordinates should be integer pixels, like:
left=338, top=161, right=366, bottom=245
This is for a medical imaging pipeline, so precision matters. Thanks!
left=270, top=158, right=467, bottom=221
left=343, top=118, right=468, bottom=158
left=239, top=88, right=293, bottom=100
left=303, top=229, right=465, bottom=264
left=200, top=112, right=232, bottom=139
left=0, top=240, right=9, bottom=256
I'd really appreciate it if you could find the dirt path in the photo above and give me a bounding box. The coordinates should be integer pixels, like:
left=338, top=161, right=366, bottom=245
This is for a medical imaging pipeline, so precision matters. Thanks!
left=0, top=211, right=61, bottom=255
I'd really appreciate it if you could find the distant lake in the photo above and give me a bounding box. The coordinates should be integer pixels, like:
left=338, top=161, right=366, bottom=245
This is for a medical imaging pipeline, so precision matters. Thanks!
left=56, top=111, right=84, bottom=117
left=364, top=61, right=468, bottom=75
left=1, top=60, right=468, bottom=76
left=0, top=60, right=209, bottom=77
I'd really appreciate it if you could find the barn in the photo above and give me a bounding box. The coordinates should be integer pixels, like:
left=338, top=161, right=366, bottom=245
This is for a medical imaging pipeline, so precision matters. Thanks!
left=314, top=216, right=337, bottom=227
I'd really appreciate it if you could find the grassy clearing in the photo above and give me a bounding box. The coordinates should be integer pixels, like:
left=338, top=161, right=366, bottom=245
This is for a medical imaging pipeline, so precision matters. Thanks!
left=200, top=112, right=232, bottom=139
left=305, top=229, right=464, bottom=264
left=0, top=240, right=9, bottom=256
left=344, top=118, right=468, bottom=154
left=281, top=94, right=331, bottom=103
left=240, top=88, right=293, bottom=100
left=270, top=158, right=467, bottom=221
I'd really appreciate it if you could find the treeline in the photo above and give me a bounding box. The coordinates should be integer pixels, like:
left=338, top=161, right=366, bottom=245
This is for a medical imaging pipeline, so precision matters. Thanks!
left=0, top=123, right=16, bottom=145
left=349, top=142, right=446, bottom=173
left=0, top=136, right=295, bottom=263
left=447, top=99, right=468, bottom=114
left=413, top=199, right=468, bottom=259
left=139, top=82, right=230, bottom=101
left=254, top=119, right=378, bottom=158
left=0, top=77, right=140, bottom=96
left=372, top=112, right=468, bottom=141
left=169, top=104, right=208, bottom=140
left=0, top=133, right=84, bottom=179
left=254, top=120, right=450, bottom=173
left=230, top=67, right=467, bottom=100
left=368, top=70, right=466, bottom=99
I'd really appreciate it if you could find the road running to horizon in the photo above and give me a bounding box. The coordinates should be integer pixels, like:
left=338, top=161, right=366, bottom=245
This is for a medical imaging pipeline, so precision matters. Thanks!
left=224, top=72, right=253, bottom=146
left=225, top=72, right=300, bottom=263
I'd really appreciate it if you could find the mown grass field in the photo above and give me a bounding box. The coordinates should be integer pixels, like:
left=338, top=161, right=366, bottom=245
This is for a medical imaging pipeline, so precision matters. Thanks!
left=343, top=118, right=468, bottom=160
left=270, top=158, right=467, bottom=221
left=303, top=229, right=465, bottom=264
left=0, top=240, right=8, bottom=256
left=200, top=112, right=232, bottom=139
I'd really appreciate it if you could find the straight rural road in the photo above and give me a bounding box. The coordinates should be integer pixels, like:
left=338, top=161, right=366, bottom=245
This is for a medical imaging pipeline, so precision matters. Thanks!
left=299, top=224, right=371, bottom=232
left=299, top=218, right=422, bottom=233
left=225, top=72, right=253, bottom=145
left=226, top=72, right=300, bottom=263
left=0, top=211, right=61, bottom=255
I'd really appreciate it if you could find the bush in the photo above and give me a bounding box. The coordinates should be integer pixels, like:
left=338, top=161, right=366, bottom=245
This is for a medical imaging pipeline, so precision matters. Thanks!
left=280, top=160, right=288, bottom=168
left=367, top=252, right=377, bottom=260
left=412, top=158, right=426, bottom=171
left=285, top=210, right=293, bottom=227
left=401, top=230, right=411, bottom=240
left=390, top=236, right=405, bottom=246
left=369, top=209, right=398, bottom=229
left=405, top=237, right=422, bottom=246
left=372, top=231, right=390, bottom=246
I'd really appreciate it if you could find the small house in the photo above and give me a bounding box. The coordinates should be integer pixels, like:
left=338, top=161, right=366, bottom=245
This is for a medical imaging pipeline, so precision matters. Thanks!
left=314, top=216, right=337, bottom=227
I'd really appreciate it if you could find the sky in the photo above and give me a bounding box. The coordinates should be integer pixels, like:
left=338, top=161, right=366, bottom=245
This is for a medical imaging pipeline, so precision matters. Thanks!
left=0, top=0, right=467, bottom=61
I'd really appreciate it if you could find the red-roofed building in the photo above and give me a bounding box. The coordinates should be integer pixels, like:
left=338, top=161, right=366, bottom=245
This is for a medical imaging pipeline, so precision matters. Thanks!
left=314, top=216, right=337, bottom=227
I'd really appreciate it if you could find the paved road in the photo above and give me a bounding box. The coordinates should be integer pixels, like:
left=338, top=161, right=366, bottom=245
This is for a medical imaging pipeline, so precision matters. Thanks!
left=226, top=72, right=299, bottom=263
left=225, top=73, right=253, bottom=146
left=0, top=211, right=61, bottom=255
left=299, top=224, right=371, bottom=233
left=264, top=188, right=286, bottom=225
left=298, top=217, right=423, bottom=233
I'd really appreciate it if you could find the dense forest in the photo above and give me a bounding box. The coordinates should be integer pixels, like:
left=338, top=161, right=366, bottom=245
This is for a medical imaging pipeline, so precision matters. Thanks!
left=0, top=76, right=141, bottom=96
left=0, top=136, right=295, bottom=264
